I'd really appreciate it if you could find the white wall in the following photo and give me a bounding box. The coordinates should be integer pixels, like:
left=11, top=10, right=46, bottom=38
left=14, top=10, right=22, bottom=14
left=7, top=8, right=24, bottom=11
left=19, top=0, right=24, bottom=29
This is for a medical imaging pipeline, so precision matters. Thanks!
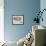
left=0, top=0, right=4, bottom=42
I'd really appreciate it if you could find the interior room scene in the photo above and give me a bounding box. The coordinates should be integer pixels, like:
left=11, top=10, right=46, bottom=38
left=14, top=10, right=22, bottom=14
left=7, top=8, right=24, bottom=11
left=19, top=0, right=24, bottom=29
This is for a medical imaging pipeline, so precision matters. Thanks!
left=0, top=0, right=46, bottom=46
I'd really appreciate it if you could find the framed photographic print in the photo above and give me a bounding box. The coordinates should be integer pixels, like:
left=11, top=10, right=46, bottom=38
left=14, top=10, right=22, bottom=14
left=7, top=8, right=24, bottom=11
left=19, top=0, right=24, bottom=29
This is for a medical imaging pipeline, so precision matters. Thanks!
left=12, top=15, right=24, bottom=25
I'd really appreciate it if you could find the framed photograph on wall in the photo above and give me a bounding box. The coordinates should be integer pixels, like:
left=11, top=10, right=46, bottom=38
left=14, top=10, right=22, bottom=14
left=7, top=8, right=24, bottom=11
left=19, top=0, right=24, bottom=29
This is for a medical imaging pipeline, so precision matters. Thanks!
left=12, top=15, right=24, bottom=25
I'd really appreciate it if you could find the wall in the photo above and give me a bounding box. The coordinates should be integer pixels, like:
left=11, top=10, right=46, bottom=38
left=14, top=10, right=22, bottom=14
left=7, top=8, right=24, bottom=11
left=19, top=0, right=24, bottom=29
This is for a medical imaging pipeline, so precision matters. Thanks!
left=4, top=0, right=40, bottom=42
left=40, top=0, right=46, bottom=45
left=0, top=0, right=4, bottom=42
left=40, top=0, right=46, bottom=27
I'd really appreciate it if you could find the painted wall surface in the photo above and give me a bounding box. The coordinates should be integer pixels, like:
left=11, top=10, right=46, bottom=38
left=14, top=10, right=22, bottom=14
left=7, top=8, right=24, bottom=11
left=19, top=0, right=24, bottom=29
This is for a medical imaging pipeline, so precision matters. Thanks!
left=4, top=0, right=40, bottom=42
left=0, top=0, right=4, bottom=42
left=40, top=0, right=46, bottom=27
left=40, top=0, right=46, bottom=44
